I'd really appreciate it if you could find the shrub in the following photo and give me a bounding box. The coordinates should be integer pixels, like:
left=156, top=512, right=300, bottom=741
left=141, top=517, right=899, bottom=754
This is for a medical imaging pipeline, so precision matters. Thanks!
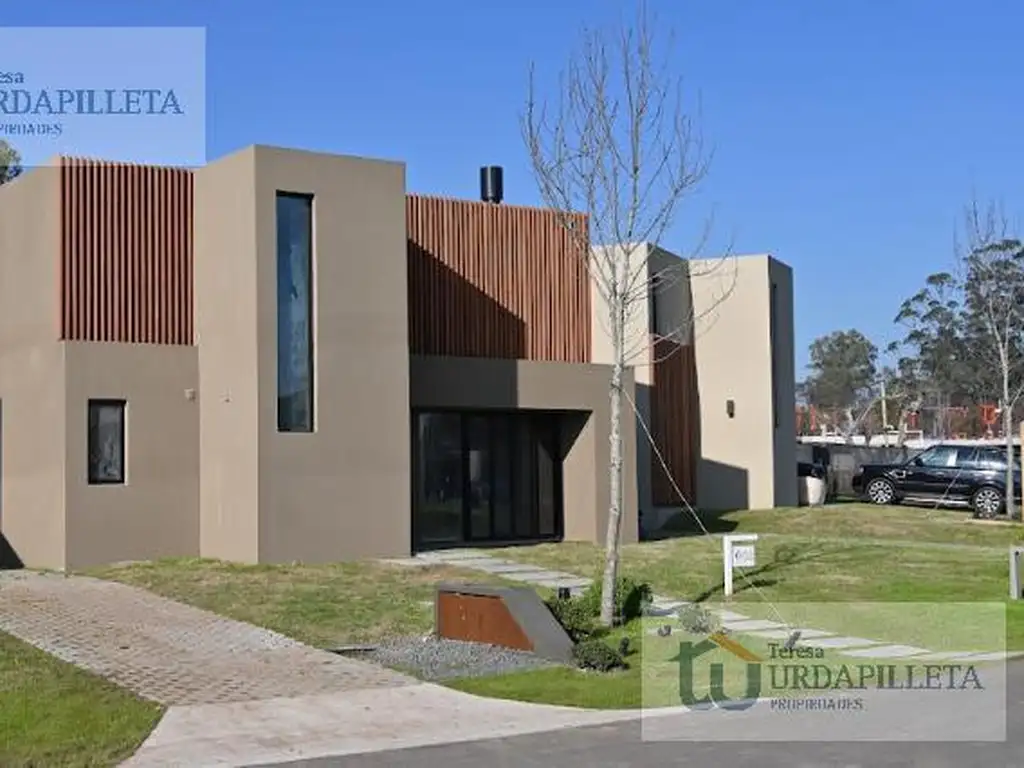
left=676, top=603, right=721, bottom=635
left=572, top=638, right=627, bottom=672
left=579, top=575, right=653, bottom=624
left=545, top=595, right=595, bottom=642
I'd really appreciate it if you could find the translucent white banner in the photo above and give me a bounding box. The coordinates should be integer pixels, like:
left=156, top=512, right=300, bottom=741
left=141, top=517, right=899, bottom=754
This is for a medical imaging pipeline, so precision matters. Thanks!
left=0, top=27, right=206, bottom=167
left=640, top=601, right=1008, bottom=741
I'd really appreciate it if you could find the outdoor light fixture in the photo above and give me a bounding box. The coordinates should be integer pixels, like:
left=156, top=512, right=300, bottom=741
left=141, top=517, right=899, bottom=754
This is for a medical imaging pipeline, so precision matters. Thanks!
left=726, top=399, right=735, bottom=418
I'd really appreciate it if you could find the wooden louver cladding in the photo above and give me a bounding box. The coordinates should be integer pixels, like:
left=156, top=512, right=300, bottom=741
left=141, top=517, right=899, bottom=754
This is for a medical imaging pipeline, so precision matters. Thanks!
left=59, top=157, right=193, bottom=344
left=406, top=195, right=591, bottom=362
left=650, top=338, right=698, bottom=506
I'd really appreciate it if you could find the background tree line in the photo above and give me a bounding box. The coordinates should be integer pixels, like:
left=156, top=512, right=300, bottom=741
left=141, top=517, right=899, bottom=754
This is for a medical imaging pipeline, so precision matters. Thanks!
left=798, top=198, right=1024, bottom=515
left=799, top=199, right=1024, bottom=446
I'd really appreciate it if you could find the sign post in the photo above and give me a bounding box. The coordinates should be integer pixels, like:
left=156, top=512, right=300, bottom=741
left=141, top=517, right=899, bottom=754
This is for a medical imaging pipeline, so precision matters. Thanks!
left=1011, top=546, right=1024, bottom=600
left=723, top=534, right=759, bottom=598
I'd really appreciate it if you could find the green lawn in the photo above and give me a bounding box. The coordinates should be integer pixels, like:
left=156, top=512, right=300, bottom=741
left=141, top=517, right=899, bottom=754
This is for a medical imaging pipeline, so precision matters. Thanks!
left=0, top=632, right=162, bottom=768
left=450, top=621, right=645, bottom=708
left=86, top=504, right=1024, bottom=713
left=450, top=503, right=1024, bottom=708
left=491, top=504, right=1024, bottom=644
left=89, top=557, right=514, bottom=648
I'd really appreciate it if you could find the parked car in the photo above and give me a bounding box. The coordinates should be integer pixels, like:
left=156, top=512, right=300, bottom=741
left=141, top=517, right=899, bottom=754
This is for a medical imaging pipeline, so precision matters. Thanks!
left=852, top=443, right=1022, bottom=517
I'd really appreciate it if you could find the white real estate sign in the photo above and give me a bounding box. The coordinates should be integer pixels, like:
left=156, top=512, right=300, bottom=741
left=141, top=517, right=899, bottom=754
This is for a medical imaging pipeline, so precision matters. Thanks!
left=732, top=545, right=756, bottom=568
left=722, top=534, right=759, bottom=597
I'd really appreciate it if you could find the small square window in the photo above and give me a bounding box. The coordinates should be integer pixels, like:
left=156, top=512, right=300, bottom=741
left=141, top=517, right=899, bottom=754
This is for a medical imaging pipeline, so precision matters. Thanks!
left=88, top=399, right=125, bottom=485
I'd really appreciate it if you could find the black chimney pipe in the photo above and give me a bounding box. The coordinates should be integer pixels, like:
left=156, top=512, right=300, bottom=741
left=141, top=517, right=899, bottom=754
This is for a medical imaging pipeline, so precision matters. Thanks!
left=480, top=166, right=503, bottom=204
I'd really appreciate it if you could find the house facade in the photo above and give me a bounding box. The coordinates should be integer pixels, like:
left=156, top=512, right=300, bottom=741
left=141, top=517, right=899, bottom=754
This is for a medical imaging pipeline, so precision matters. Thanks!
left=0, top=145, right=795, bottom=570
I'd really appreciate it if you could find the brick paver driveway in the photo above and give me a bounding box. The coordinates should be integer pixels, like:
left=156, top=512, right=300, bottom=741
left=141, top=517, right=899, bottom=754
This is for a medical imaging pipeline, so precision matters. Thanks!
left=0, top=571, right=415, bottom=705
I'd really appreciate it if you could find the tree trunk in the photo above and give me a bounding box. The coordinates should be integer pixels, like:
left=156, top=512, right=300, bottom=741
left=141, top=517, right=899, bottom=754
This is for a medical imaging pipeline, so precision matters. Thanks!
left=1004, top=372, right=1017, bottom=519
left=896, top=408, right=909, bottom=447
left=600, top=359, right=625, bottom=627
left=599, top=266, right=628, bottom=628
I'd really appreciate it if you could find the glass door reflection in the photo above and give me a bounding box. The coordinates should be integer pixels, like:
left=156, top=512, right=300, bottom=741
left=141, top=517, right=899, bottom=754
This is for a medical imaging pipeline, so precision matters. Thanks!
left=413, top=410, right=565, bottom=548
left=466, top=416, right=492, bottom=540
left=416, top=413, right=463, bottom=544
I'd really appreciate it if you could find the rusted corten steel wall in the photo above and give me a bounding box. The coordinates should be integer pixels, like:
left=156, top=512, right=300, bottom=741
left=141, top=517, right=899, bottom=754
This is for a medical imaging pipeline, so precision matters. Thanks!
left=650, top=338, right=698, bottom=505
left=406, top=194, right=591, bottom=362
left=59, top=157, right=194, bottom=344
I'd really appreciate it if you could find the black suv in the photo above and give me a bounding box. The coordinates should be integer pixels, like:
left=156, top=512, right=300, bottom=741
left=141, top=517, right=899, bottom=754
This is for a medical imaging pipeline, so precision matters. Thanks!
left=852, top=443, right=1022, bottom=517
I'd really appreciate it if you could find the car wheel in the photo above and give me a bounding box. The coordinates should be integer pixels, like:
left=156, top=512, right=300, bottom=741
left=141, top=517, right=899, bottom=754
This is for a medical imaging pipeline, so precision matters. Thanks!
left=971, top=487, right=1004, bottom=518
left=865, top=478, right=896, bottom=505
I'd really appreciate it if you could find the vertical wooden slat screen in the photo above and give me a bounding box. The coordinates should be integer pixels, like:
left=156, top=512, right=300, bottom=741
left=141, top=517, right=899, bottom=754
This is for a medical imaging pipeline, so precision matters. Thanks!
left=59, top=157, right=193, bottom=344
left=650, top=338, right=698, bottom=505
left=406, top=195, right=590, bottom=362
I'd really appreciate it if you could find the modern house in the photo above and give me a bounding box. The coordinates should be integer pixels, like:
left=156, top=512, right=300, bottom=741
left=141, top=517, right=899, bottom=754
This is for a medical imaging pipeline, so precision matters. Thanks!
left=0, top=145, right=796, bottom=570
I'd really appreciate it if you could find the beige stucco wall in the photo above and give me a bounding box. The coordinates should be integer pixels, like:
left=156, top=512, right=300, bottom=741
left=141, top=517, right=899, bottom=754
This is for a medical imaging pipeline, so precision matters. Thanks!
left=0, top=344, right=66, bottom=569
left=410, top=355, right=639, bottom=546
left=63, top=343, right=199, bottom=569
left=768, top=258, right=798, bottom=506
left=590, top=244, right=798, bottom=514
left=0, top=166, right=66, bottom=568
left=590, top=244, right=657, bottom=517
left=194, top=148, right=261, bottom=562
left=690, top=253, right=797, bottom=510
left=196, top=146, right=412, bottom=564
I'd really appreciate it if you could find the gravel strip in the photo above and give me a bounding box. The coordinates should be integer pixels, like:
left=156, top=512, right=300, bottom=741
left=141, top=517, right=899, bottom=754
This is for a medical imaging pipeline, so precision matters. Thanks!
left=335, top=635, right=562, bottom=681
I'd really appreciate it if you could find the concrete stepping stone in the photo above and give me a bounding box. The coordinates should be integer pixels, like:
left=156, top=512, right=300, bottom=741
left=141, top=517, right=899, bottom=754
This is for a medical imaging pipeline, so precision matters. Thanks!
left=532, top=577, right=592, bottom=590
left=907, top=651, right=977, bottom=662
left=800, top=636, right=881, bottom=650
left=500, top=570, right=571, bottom=584
left=951, top=651, right=1015, bottom=662
left=646, top=606, right=683, bottom=617
left=722, top=619, right=785, bottom=632
left=418, top=550, right=488, bottom=562
left=650, top=603, right=689, bottom=611
left=650, top=596, right=687, bottom=607
left=843, top=644, right=932, bottom=659
left=716, top=610, right=751, bottom=622
left=433, top=557, right=505, bottom=569
left=746, top=628, right=834, bottom=640
left=470, top=562, right=546, bottom=574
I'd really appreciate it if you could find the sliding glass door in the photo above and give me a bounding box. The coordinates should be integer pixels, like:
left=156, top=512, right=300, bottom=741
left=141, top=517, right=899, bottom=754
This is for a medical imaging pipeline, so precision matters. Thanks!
left=413, top=410, right=564, bottom=548
left=416, top=413, right=463, bottom=545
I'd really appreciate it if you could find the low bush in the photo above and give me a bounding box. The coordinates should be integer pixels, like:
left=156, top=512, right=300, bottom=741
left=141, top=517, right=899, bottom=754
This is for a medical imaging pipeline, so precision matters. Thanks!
left=545, top=595, right=595, bottom=641
left=676, top=603, right=721, bottom=635
left=579, top=575, right=652, bottom=625
left=572, top=638, right=627, bottom=672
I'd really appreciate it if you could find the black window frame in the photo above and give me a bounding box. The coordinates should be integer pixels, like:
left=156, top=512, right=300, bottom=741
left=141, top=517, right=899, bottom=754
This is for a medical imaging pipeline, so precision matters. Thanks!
left=87, top=399, right=126, bottom=485
left=275, top=190, right=315, bottom=434
left=411, top=409, right=565, bottom=549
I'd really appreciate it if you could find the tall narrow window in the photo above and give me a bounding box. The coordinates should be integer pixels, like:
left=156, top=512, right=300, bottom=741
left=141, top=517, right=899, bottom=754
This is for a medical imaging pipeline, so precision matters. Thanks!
left=769, top=281, right=779, bottom=429
left=88, top=399, right=126, bottom=484
left=276, top=192, right=314, bottom=432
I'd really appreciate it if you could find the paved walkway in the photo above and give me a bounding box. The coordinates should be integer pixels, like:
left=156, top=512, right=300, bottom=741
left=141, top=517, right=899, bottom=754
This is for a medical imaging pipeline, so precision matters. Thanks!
left=389, top=548, right=1019, bottom=663
left=0, top=571, right=415, bottom=706
left=122, top=682, right=655, bottom=767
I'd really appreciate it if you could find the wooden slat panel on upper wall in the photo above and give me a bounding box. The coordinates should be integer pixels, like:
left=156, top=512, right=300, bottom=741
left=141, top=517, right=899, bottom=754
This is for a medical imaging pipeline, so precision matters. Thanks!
left=59, top=157, right=193, bottom=345
left=407, top=195, right=590, bottom=362
left=650, top=338, right=698, bottom=506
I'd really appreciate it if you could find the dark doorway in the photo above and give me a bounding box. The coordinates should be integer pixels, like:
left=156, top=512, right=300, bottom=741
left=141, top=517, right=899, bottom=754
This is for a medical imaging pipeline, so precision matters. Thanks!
left=413, top=410, right=564, bottom=549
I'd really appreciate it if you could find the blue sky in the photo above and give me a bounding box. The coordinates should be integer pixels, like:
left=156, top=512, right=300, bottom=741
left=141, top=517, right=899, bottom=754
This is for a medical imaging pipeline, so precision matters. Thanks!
left=5, top=0, right=1022, bottom=374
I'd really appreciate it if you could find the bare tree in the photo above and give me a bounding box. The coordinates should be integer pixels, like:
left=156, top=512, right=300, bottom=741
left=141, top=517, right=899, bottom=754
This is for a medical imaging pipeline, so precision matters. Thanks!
left=957, top=200, right=1024, bottom=518
left=523, top=2, right=732, bottom=626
